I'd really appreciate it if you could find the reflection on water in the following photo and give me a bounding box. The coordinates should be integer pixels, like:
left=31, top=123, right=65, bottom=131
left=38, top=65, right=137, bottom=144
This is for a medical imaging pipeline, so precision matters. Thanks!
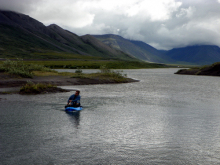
left=65, top=111, right=80, bottom=128
left=1, top=68, right=220, bottom=165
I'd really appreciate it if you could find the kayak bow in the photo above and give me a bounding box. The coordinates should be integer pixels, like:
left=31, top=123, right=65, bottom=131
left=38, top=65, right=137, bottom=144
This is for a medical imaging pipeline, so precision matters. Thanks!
left=65, top=106, right=83, bottom=111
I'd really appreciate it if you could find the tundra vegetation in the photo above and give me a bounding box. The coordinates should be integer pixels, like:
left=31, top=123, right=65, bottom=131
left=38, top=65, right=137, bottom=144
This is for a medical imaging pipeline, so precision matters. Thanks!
left=19, top=81, right=56, bottom=94
left=0, top=57, right=166, bottom=79
left=0, top=59, right=137, bottom=95
left=18, top=59, right=166, bottom=69
left=0, top=59, right=54, bottom=78
left=72, top=65, right=128, bottom=83
left=175, top=62, right=220, bottom=76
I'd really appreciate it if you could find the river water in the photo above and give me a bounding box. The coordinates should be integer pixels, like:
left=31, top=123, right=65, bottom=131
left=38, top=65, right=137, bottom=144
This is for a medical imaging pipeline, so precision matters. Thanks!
left=1, top=68, right=220, bottom=165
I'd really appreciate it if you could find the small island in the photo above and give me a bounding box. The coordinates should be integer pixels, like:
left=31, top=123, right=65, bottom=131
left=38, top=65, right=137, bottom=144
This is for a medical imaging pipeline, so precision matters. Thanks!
left=0, top=59, right=138, bottom=94
left=175, top=62, right=220, bottom=76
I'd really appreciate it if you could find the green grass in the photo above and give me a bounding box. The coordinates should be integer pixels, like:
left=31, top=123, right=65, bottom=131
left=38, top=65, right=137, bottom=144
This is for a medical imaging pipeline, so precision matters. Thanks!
left=73, top=72, right=126, bottom=82
left=188, top=62, right=220, bottom=71
left=33, top=65, right=130, bottom=83
left=71, top=66, right=128, bottom=82
left=72, top=72, right=128, bottom=83
left=19, top=81, right=57, bottom=94
left=32, top=71, right=76, bottom=77
left=31, top=52, right=104, bottom=60
left=8, top=60, right=166, bottom=69
left=0, top=59, right=55, bottom=78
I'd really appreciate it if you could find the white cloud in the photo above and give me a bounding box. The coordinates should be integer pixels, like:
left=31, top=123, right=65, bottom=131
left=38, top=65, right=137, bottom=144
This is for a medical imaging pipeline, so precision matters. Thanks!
left=80, top=0, right=182, bottom=21
left=0, top=0, right=220, bottom=50
left=28, top=0, right=95, bottom=28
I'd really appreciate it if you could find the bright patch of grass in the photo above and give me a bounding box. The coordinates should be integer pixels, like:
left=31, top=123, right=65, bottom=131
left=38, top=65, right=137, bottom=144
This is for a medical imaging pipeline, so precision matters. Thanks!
left=19, top=81, right=56, bottom=94
left=71, top=65, right=128, bottom=82
left=15, top=60, right=167, bottom=69
left=32, top=52, right=103, bottom=60
left=0, top=59, right=55, bottom=78
left=32, top=71, right=75, bottom=77
left=32, top=71, right=60, bottom=76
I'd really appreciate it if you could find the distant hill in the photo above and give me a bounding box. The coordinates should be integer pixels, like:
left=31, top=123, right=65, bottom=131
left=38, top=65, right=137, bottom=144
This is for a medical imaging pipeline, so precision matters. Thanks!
left=0, top=10, right=135, bottom=60
left=93, top=34, right=220, bottom=65
left=164, top=45, right=220, bottom=65
left=93, top=34, right=174, bottom=63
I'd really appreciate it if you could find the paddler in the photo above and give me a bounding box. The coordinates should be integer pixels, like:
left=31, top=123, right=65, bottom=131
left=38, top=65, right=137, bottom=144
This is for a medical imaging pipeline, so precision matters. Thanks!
left=67, top=90, right=81, bottom=107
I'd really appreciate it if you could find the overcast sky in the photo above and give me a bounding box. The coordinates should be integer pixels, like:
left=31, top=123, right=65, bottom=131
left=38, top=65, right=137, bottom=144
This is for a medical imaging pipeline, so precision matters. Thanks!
left=1, top=0, right=220, bottom=50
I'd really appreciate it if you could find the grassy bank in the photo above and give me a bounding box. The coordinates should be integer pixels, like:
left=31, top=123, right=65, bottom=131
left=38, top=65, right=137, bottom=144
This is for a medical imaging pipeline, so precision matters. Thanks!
left=175, top=62, right=220, bottom=76
left=34, top=66, right=132, bottom=83
left=0, top=59, right=138, bottom=89
left=19, top=81, right=69, bottom=94
left=71, top=66, right=129, bottom=83
left=10, top=60, right=167, bottom=69
left=0, top=59, right=56, bottom=78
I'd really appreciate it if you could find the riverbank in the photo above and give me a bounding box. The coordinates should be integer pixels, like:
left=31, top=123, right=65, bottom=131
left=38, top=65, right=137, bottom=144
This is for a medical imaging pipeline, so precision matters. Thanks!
left=175, top=62, right=220, bottom=76
left=0, top=72, right=139, bottom=88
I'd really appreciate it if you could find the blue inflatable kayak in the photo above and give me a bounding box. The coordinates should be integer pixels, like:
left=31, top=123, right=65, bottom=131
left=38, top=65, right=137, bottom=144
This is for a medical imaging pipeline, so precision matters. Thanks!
left=65, top=106, right=83, bottom=112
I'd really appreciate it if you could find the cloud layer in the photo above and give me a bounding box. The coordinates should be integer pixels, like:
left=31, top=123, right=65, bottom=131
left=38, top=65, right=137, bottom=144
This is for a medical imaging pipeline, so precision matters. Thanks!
left=1, top=0, right=220, bottom=50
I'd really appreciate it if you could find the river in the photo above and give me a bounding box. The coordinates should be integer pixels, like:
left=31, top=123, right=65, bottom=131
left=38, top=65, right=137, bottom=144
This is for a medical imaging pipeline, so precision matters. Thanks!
left=1, top=68, right=220, bottom=164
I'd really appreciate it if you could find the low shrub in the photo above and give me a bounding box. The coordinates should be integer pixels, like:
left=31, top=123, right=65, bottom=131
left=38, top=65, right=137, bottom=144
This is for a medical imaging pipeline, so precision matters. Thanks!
left=99, top=65, right=127, bottom=79
left=0, top=59, right=54, bottom=78
left=75, top=67, right=83, bottom=74
left=71, top=65, right=128, bottom=82
left=19, top=81, right=56, bottom=94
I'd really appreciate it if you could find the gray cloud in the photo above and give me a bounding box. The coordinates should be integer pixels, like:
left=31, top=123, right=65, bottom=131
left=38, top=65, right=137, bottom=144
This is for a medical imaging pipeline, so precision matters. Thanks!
left=0, top=0, right=220, bottom=50
left=0, top=0, right=42, bottom=13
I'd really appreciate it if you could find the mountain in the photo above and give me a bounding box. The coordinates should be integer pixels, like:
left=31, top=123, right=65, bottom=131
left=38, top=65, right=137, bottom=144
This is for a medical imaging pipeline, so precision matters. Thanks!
left=165, top=45, right=220, bottom=65
left=1, top=10, right=220, bottom=65
left=93, top=34, right=220, bottom=65
left=93, top=34, right=173, bottom=63
left=0, top=10, right=135, bottom=60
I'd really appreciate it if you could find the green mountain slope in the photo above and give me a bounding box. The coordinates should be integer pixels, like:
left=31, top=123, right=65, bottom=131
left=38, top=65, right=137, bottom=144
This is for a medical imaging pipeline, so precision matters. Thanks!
left=0, top=24, right=63, bottom=58
left=0, top=10, right=136, bottom=60
left=81, top=35, right=134, bottom=60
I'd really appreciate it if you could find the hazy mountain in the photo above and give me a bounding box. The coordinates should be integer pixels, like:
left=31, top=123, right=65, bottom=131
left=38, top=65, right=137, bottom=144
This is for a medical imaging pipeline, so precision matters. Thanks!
left=93, top=34, right=220, bottom=65
left=0, top=10, right=135, bottom=60
left=165, top=45, right=220, bottom=65
left=93, top=34, right=173, bottom=63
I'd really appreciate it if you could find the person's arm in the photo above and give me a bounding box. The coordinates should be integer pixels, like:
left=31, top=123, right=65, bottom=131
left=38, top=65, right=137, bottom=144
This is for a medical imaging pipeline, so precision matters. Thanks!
left=70, top=95, right=80, bottom=103
left=75, top=95, right=80, bottom=103
left=67, top=95, right=74, bottom=103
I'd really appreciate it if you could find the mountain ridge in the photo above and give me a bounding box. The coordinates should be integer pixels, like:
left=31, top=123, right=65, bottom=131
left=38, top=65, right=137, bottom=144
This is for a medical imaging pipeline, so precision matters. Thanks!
left=93, top=34, right=220, bottom=65
left=93, top=34, right=169, bottom=63
left=0, top=10, right=135, bottom=60
left=165, top=45, right=220, bottom=65
left=1, top=10, right=220, bottom=65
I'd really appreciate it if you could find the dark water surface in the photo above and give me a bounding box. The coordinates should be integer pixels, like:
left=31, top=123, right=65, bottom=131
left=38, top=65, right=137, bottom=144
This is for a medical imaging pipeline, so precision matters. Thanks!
left=1, top=69, right=220, bottom=164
